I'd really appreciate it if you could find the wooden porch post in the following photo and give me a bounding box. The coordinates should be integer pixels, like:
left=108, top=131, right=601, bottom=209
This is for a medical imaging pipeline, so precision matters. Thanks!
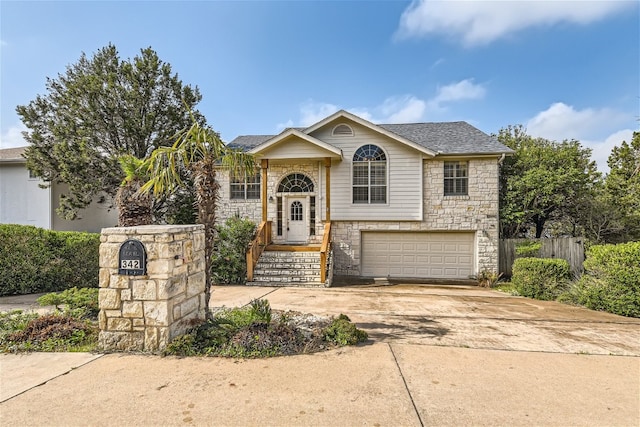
left=324, top=157, right=331, bottom=222
left=261, top=159, right=268, bottom=222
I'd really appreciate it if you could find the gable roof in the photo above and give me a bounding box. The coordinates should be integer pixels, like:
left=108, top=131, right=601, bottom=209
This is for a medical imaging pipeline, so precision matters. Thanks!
left=226, top=111, right=513, bottom=156
left=0, top=146, right=27, bottom=163
left=245, top=129, right=343, bottom=158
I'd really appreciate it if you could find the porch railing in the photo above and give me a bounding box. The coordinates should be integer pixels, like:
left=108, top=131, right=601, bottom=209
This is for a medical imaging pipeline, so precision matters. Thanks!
left=320, top=222, right=332, bottom=283
left=246, top=220, right=272, bottom=282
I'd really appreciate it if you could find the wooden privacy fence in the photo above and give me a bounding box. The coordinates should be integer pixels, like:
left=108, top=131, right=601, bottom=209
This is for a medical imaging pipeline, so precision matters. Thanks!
left=499, top=237, right=585, bottom=278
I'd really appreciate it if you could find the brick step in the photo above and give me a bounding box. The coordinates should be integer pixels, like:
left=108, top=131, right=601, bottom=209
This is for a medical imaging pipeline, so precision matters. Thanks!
left=256, top=263, right=321, bottom=270
left=249, top=249, right=325, bottom=287
left=250, top=274, right=321, bottom=283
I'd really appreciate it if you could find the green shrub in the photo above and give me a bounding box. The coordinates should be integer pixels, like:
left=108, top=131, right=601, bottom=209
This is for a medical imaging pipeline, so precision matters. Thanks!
left=0, top=225, right=100, bottom=296
left=324, top=314, right=369, bottom=346
left=511, top=258, right=571, bottom=300
left=37, top=287, right=99, bottom=319
left=211, top=217, right=256, bottom=284
left=515, top=240, right=542, bottom=257
left=566, top=242, right=640, bottom=317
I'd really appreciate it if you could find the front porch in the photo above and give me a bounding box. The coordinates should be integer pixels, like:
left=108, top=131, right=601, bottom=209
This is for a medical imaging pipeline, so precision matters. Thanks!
left=246, top=221, right=333, bottom=287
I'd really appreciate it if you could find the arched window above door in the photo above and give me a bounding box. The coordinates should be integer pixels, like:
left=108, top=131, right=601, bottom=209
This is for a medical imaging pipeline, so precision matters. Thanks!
left=278, top=173, right=314, bottom=193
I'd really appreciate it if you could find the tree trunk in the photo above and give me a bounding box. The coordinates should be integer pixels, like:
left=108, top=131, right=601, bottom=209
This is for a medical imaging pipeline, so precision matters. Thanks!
left=115, top=180, right=153, bottom=227
left=192, top=158, right=220, bottom=320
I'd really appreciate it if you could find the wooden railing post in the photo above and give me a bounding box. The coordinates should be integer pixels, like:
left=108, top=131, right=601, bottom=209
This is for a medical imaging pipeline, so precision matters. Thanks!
left=246, top=220, right=272, bottom=282
left=320, top=222, right=332, bottom=283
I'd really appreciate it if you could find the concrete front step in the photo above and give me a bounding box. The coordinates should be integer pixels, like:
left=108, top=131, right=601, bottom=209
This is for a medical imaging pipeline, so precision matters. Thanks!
left=250, top=250, right=326, bottom=287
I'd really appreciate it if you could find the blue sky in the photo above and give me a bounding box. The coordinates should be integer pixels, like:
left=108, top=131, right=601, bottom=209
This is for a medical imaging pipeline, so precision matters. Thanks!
left=1, top=0, right=638, bottom=172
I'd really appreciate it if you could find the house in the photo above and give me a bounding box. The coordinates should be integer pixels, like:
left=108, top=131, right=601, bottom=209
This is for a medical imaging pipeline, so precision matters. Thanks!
left=218, top=110, right=513, bottom=284
left=0, top=146, right=117, bottom=232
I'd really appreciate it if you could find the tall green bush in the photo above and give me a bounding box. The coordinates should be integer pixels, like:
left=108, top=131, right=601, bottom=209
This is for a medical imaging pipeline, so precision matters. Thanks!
left=569, top=242, right=640, bottom=317
left=511, top=258, right=571, bottom=300
left=211, top=217, right=256, bottom=284
left=0, top=225, right=100, bottom=296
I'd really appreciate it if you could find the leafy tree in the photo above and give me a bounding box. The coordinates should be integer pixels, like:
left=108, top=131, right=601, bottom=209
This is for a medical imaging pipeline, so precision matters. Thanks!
left=604, top=131, right=640, bottom=241
left=498, top=125, right=601, bottom=238
left=17, top=44, right=202, bottom=220
left=140, top=117, right=256, bottom=318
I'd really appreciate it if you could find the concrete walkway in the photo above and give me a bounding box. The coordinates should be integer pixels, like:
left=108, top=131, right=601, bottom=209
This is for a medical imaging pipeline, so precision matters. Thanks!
left=1, top=285, right=639, bottom=426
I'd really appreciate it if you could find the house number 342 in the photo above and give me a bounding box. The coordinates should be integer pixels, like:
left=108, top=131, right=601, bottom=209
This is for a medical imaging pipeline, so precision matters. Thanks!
left=120, top=259, right=140, bottom=269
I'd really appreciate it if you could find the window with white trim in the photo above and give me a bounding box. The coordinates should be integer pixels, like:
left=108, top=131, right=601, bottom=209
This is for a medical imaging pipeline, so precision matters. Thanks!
left=230, top=170, right=261, bottom=200
left=444, top=161, right=468, bottom=196
left=352, top=144, right=387, bottom=204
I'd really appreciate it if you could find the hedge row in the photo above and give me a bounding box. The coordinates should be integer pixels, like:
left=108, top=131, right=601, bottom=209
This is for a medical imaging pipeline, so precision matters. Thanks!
left=0, top=224, right=100, bottom=296
left=569, top=241, right=640, bottom=318
left=511, top=241, right=640, bottom=318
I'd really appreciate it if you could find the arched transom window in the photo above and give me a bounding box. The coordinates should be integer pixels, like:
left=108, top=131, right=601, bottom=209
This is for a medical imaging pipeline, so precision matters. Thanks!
left=278, top=173, right=314, bottom=193
left=353, top=144, right=387, bottom=204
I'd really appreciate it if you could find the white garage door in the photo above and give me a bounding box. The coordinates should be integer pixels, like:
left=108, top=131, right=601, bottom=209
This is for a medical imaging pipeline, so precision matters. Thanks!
left=361, top=232, right=475, bottom=279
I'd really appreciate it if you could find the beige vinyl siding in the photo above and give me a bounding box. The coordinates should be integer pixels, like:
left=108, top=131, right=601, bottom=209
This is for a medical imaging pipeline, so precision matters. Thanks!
left=311, top=123, right=423, bottom=221
left=259, top=137, right=336, bottom=160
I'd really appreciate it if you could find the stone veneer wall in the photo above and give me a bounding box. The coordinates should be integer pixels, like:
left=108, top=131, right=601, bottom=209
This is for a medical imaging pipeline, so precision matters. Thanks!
left=98, top=224, right=206, bottom=352
left=332, top=158, right=500, bottom=276
left=217, top=162, right=325, bottom=243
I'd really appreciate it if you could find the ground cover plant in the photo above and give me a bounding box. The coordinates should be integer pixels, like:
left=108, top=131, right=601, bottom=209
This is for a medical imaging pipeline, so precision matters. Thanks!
left=0, top=311, right=98, bottom=353
left=164, top=299, right=368, bottom=357
left=0, top=291, right=368, bottom=355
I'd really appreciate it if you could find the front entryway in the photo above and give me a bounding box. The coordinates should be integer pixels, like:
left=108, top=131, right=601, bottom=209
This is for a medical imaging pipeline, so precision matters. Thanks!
left=286, top=197, right=308, bottom=242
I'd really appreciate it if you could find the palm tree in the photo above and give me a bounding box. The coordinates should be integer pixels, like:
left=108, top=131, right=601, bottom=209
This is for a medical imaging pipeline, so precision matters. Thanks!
left=140, top=117, right=256, bottom=318
left=115, top=155, right=153, bottom=227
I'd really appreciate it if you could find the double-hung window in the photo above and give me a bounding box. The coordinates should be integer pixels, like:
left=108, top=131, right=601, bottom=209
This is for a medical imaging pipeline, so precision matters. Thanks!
left=230, top=170, right=261, bottom=200
left=352, top=144, right=387, bottom=204
left=444, top=161, right=468, bottom=196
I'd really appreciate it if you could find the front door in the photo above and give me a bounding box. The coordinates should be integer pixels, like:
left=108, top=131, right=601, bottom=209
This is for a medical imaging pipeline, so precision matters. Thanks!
left=287, top=197, right=307, bottom=243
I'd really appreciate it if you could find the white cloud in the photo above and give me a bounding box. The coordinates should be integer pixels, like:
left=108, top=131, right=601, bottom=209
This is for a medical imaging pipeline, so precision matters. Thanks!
left=526, top=102, right=635, bottom=173
left=526, top=102, right=627, bottom=141
left=0, top=124, right=28, bottom=149
left=275, top=119, right=294, bottom=133
left=396, top=0, right=632, bottom=46
left=428, top=79, right=486, bottom=110
left=279, top=79, right=485, bottom=129
left=582, top=129, right=635, bottom=174
left=299, top=101, right=340, bottom=127
left=381, top=95, right=427, bottom=123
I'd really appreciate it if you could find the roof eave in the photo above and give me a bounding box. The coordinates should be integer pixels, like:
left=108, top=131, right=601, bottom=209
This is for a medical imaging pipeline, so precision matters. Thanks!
left=304, top=110, right=438, bottom=157
left=248, top=129, right=343, bottom=158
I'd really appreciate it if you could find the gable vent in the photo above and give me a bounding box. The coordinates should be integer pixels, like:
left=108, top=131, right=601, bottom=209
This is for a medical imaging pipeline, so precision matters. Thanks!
left=332, top=124, right=354, bottom=136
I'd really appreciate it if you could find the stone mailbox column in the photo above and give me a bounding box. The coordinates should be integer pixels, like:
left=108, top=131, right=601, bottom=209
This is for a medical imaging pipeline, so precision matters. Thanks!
left=98, top=224, right=206, bottom=352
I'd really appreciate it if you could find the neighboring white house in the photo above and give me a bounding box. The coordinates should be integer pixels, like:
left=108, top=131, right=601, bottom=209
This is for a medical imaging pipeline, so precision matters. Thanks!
left=0, top=146, right=118, bottom=232
left=218, top=110, right=513, bottom=281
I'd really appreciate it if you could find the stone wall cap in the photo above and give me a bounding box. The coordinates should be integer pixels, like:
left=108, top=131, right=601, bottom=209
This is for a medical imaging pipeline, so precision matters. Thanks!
left=101, top=224, right=205, bottom=234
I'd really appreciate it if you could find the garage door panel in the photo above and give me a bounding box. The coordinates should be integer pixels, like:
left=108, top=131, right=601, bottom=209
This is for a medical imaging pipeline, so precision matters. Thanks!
left=362, top=232, right=474, bottom=279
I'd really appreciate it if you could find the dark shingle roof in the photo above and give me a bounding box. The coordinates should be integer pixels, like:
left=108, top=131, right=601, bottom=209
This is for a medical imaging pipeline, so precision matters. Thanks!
left=227, top=135, right=273, bottom=150
left=227, top=122, right=512, bottom=155
left=379, top=122, right=510, bottom=154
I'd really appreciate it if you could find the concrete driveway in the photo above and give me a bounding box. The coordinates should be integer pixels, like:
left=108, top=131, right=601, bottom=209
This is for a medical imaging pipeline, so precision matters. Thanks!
left=1, top=284, right=639, bottom=426
left=211, top=284, right=640, bottom=356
